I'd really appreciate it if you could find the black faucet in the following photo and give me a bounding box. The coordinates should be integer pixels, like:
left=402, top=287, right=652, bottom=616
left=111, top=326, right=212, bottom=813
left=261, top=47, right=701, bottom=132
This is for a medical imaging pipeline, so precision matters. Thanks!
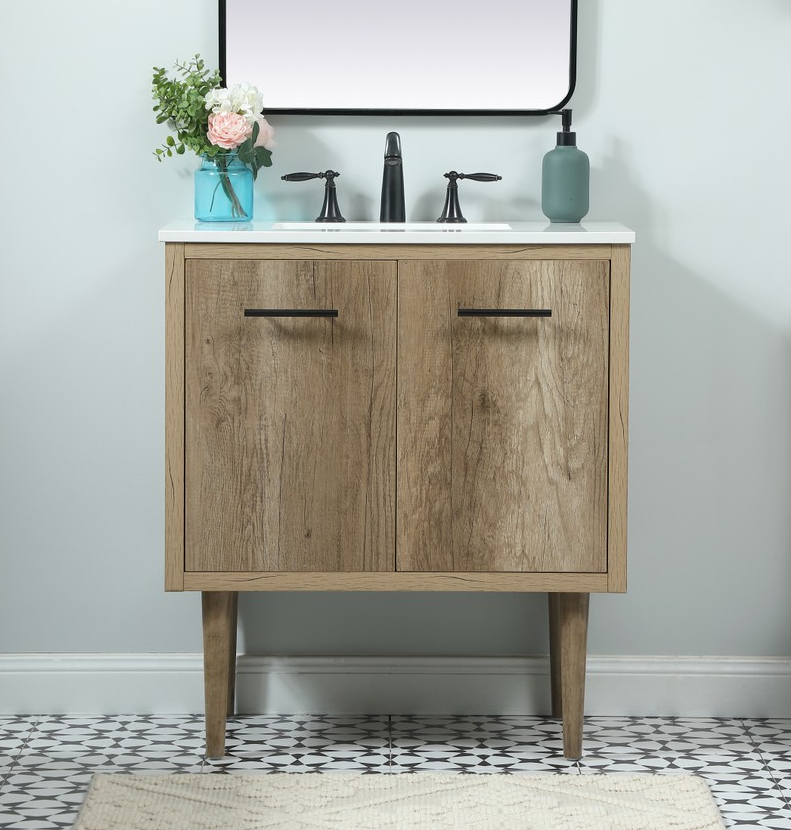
left=437, top=171, right=502, bottom=223
left=380, top=132, right=405, bottom=222
left=281, top=170, right=345, bottom=222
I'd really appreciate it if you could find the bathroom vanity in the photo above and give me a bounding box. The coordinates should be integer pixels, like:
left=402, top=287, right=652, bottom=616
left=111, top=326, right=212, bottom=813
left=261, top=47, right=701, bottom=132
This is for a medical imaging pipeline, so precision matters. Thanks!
left=160, top=220, right=633, bottom=759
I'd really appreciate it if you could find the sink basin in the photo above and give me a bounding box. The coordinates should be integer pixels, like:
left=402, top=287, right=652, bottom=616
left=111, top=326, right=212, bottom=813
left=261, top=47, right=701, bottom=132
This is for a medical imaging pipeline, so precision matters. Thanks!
left=272, top=222, right=512, bottom=231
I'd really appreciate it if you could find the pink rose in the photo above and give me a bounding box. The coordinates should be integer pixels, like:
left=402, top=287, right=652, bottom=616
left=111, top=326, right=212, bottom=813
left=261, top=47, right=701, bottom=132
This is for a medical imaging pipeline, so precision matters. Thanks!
left=254, top=116, right=275, bottom=150
left=207, top=111, right=252, bottom=149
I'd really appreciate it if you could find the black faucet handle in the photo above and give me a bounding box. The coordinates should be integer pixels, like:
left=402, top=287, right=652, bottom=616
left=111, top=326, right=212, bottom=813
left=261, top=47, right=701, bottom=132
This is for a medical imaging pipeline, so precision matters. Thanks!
left=444, top=172, right=502, bottom=183
left=459, top=173, right=502, bottom=182
left=438, top=171, right=502, bottom=223
left=282, top=171, right=341, bottom=182
left=282, top=172, right=321, bottom=181
left=281, top=171, right=345, bottom=223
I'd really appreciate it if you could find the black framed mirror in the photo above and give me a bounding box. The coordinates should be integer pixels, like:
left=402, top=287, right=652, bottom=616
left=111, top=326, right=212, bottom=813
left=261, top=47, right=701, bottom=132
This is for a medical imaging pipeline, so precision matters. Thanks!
left=220, top=0, right=577, bottom=115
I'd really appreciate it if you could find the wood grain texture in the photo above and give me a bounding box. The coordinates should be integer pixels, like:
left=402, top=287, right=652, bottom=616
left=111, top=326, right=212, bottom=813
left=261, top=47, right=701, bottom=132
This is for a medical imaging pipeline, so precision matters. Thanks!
left=183, top=571, right=609, bottom=592
left=554, top=592, right=590, bottom=759
left=397, top=259, right=609, bottom=573
left=185, top=244, right=611, bottom=262
left=607, top=245, right=630, bottom=592
left=164, top=243, right=185, bottom=591
left=185, top=259, right=396, bottom=573
left=202, top=591, right=237, bottom=758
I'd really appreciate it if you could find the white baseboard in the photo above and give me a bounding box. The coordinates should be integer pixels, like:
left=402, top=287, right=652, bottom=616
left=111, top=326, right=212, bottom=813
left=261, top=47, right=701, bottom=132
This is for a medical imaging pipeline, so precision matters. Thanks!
left=1, top=654, right=790, bottom=717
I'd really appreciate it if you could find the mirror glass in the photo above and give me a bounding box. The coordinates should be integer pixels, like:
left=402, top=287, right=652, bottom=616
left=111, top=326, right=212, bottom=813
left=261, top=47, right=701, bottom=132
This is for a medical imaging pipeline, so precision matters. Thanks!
left=221, top=0, right=577, bottom=115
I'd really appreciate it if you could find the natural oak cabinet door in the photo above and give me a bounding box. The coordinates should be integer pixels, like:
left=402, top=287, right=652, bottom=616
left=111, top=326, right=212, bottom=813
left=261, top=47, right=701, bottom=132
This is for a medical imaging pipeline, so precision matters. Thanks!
left=397, top=259, right=609, bottom=573
left=185, top=259, right=397, bottom=573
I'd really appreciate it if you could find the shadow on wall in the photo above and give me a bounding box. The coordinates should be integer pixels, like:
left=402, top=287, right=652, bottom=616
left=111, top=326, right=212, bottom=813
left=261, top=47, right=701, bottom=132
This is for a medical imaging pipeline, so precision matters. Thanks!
left=592, top=133, right=791, bottom=656
left=238, top=592, right=550, bottom=658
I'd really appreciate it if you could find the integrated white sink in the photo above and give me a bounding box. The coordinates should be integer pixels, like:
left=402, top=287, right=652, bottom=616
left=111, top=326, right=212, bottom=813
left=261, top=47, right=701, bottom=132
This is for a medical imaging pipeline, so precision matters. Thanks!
left=272, top=222, right=513, bottom=232
left=159, top=221, right=636, bottom=245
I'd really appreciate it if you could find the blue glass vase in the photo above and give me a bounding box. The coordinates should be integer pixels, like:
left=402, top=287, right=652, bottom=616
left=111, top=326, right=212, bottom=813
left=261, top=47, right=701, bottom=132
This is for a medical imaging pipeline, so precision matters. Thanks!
left=194, top=152, right=254, bottom=222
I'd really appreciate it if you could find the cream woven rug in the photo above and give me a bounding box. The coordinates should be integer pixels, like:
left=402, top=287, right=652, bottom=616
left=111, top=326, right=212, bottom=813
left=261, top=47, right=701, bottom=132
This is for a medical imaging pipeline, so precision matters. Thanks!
left=74, top=772, right=725, bottom=830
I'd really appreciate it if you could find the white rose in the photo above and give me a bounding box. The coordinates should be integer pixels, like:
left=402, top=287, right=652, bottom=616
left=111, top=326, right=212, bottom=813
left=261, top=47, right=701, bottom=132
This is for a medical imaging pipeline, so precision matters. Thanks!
left=206, top=84, right=265, bottom=124
left=227, top=83, right=264, bottom=123
left=204, top=88, right=233, bottom=113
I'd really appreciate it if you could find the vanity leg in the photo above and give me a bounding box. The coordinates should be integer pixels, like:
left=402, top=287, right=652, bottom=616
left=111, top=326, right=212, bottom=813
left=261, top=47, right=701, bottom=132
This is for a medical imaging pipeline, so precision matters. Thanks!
left=202, top=591, right=238, bottom=759
left=547, top=593, right=563, bottom=718
left=554, top=592, right=590, bottom=760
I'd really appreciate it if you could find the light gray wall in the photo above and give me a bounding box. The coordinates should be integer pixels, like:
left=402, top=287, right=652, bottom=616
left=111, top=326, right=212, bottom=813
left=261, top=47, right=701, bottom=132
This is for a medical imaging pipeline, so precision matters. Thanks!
left=2, top=0, right=791, bottom=658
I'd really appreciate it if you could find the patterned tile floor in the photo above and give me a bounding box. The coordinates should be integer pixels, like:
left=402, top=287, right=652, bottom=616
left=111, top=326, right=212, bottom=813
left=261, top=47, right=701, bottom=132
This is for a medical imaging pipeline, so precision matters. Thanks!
left=2, top=715, right=791, bottom=828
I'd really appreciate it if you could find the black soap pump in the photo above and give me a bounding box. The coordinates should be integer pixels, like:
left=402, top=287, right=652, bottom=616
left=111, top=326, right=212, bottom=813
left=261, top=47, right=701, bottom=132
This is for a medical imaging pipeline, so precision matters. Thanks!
left=541, top=109, right=590, bottom=223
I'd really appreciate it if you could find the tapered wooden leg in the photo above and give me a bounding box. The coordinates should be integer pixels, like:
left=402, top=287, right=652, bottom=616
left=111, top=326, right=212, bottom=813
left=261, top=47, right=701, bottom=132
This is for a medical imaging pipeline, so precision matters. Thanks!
left=553, top=592, right=590, bottom=760
left=547, top=593, right=563, bottom=718
left=202, top=591, right=238, bottom=759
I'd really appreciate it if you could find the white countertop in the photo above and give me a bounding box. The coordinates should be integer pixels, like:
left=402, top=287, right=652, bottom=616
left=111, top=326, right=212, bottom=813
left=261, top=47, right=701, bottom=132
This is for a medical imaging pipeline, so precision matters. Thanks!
left=159, top=220, right=635, bottom=245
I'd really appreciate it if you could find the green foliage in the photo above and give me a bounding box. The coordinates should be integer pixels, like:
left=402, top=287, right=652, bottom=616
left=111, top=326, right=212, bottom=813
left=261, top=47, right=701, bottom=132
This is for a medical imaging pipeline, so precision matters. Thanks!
left=236, top=121, right=273, bottom=180
left=151, top=54, right=222, bottom=160
left=152, top=54, right=273, bottom=179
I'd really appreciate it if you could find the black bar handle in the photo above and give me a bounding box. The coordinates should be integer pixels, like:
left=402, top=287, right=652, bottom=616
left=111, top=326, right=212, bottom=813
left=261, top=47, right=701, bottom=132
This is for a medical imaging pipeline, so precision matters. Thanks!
left=458, top=308, right=552, bottom=317
left=244, top=309, right=339, bottom=317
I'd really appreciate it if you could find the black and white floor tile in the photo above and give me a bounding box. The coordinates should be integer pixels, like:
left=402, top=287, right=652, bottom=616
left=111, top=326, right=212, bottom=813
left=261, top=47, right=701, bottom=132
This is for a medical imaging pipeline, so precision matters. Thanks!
left=1, top=714, right=791, bottom=828
left=208, top=715, right=391, bottom=773
left=389, top=715, right=578, bottom=773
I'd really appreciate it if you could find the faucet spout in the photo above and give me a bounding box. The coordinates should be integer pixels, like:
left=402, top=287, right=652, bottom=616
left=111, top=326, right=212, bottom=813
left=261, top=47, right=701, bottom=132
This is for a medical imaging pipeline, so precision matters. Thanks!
left=380, top=132, right=405, bottom=222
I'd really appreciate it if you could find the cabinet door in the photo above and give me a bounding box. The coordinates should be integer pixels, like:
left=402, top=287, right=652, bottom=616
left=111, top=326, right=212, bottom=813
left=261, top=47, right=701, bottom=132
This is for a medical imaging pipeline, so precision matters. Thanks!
left=185, top=259, right=396, bottom=572
left=397, top=259, right=609, bottom=573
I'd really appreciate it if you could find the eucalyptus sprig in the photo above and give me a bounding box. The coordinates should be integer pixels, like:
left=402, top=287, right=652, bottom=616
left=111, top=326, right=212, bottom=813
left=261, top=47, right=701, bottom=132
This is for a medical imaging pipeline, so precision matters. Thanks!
left=152, top=54, right=222, bottom=159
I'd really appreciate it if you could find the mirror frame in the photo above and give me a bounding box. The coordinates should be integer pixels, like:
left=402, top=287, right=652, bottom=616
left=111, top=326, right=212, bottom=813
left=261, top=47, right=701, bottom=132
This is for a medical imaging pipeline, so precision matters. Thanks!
left=219, top=0, right=577, bottom=116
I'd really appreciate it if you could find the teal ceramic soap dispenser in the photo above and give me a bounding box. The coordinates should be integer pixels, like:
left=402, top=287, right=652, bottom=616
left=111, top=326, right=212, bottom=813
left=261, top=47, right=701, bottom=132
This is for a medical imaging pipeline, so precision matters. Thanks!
left=541, top=109, right=589, bottom=223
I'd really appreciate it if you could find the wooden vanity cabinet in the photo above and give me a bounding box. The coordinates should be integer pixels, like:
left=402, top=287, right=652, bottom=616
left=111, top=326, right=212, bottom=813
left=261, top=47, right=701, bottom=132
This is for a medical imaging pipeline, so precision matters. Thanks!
left=165, top=242, right=631, bottom=761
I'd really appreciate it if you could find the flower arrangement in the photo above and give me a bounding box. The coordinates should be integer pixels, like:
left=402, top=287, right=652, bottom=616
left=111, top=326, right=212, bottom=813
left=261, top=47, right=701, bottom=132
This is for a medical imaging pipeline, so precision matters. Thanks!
left=152, top=55, right=274, bottom=219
